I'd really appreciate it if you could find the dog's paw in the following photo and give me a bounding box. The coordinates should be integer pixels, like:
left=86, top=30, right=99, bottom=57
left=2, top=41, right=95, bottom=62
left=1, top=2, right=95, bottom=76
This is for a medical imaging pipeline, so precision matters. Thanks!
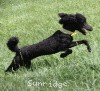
left=87, top=47, right=91, bottom=52
left=60, top=53, right=67, bottom=58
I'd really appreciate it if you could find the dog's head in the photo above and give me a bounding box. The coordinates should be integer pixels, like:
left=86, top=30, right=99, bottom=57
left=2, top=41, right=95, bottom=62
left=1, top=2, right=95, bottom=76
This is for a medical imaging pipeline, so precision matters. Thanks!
left=58, top=13, right=93, bottom=35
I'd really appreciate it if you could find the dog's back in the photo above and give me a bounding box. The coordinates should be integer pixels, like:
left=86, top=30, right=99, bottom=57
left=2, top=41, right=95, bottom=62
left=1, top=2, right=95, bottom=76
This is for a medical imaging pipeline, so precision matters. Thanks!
left=19, top=30, right=73, bottom=60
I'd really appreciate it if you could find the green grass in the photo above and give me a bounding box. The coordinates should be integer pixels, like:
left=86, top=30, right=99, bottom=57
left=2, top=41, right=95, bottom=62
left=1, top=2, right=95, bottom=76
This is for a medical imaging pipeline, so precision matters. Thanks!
left=0, top=0, right=100, bottom=91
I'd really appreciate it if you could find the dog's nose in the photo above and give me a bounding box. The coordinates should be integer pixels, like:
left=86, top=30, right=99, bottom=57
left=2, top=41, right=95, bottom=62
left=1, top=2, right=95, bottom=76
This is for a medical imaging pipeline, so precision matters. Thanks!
left=89, top=26, right=93, bottom=31
left=87, top=26, right=93, bottom=31
left=83, top=23, right=93, bottom=31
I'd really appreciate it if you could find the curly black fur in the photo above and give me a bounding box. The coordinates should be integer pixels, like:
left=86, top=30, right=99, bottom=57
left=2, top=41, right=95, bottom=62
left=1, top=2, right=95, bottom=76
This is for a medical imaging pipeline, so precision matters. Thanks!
left=58, top=13, right=93, bottom=35
left=7, top=37, right=19, bottom=52
left=5, top=30, right=91, bottom=72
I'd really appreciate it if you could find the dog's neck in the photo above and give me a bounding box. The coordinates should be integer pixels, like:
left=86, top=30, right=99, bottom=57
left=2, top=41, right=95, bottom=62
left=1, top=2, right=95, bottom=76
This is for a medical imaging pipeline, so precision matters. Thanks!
left=60, top=28, right=73, bottom=34
left=59, top=28, right=76, bottom=36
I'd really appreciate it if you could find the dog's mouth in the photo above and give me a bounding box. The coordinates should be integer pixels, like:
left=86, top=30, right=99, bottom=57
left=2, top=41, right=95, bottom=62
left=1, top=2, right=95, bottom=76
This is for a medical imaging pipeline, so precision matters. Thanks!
left=83, top=23, right=93, bottom=31
left=80, top=23, right=93, bottom=35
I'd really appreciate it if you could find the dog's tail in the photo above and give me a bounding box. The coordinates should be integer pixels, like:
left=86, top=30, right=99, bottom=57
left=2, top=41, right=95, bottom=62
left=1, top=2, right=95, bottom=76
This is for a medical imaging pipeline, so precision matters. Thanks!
left=7, top=37, right=20, bottom=52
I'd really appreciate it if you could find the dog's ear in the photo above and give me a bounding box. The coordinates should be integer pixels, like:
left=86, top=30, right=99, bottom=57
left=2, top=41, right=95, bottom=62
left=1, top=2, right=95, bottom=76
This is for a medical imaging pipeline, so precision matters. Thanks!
left=75, top=13, right=86, bottom=22
left=58, top=13, right=68, bottom=18
left=59, top=15, right=76, bottom=24
left=58, top=13, right=69, bottom=24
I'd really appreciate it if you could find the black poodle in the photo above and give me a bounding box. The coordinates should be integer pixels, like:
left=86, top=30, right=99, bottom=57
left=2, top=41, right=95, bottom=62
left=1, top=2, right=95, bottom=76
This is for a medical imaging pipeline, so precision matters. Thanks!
left=58, top=13, right=93, bottom=35
left=5, top=30, right=91, bottom=72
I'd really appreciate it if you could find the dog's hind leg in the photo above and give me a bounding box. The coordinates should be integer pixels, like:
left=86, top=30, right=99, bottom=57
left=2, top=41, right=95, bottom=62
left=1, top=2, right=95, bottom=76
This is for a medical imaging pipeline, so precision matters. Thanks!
left=60, top=49, right=72, bottom=58
left=5, top=58, right=20, bottom=72
left=25, top=61, right=32, bottom=69
left=68, top=40, right=91, bottom=52
left=5, top=55, right=24, bottom=72
left=25, top=61, right=34, bottom=71
left=5, top=60, right=14, bottom=72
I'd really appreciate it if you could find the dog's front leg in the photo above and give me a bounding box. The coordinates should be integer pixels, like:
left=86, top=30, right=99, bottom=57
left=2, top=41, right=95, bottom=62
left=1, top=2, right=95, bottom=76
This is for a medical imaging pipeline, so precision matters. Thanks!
left=60, top=49, right=72, bottom=58
left=68, top=40, right=91, bottom=52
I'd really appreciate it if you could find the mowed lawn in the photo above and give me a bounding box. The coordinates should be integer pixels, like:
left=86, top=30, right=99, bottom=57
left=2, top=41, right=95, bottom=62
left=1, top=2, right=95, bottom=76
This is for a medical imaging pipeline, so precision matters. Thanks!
left=0, top=0, right=100, bottom=91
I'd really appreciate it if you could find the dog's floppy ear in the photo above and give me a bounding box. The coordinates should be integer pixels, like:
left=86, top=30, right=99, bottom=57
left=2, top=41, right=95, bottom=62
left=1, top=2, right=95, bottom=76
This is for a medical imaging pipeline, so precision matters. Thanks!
left=58, top=13, right=68, bottom=18
left=58, top=13, right=69, bottom=24
left=59, top=14, right=76, bottom=24
left=75, top=13, right=86, bottom=22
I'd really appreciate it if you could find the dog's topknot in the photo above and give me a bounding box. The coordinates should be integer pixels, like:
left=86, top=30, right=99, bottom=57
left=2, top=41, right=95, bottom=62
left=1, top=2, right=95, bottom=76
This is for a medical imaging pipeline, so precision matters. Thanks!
left=58, top=13, right=68, bottom=18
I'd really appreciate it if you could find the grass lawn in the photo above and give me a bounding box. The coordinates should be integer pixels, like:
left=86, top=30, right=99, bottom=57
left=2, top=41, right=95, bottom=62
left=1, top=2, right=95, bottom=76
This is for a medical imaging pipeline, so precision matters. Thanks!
left=0, top=0, right=100, bottom=91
